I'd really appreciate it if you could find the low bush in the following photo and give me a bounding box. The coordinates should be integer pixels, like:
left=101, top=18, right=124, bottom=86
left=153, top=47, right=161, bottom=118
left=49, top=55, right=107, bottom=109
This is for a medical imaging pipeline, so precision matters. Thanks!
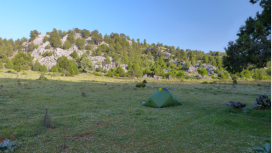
left=253, top=69, right=266, bottom=80
left=210, top=81, right=217, bottom=84
left=37, top=74, right=48, bottom=81
left=136, top=83, right=146, bottom=88
left=45, top=45, right=51, bottom=49
left=231, top=74, right=238, bottom=81
left=202, top=81, right=208, bottom=84
left=43, top=51, right=53, bottom=57
left=143, top=80, right=147, bottom=83
left=22, top=71, right=27, bottom=75
left=93, top=72, right=102, bottom=76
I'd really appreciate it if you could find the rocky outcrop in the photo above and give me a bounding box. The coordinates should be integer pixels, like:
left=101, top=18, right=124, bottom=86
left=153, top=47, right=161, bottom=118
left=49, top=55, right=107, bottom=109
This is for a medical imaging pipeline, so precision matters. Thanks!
left=90, top=56, right=127, bottom=72
left=61, top=34, right=68, bottom=45
left=253, top=95, right=271, bottom=109
left=31, top=43, right=86, bottom=69
left=187, top=66, right=198, bottom=73
left=142, top=74, right=162, bottom=80
left=74, top=33, right=82, bottom=39
left=168, top=59, right=179, bottom=66
left=163, top=52, right=172, bottom=59
left=203, top=64, right=217, bottom=74
left=187, top=64, right=217, bottom=75
left=33, top=34, right=49, bottom=45
left=226, top=101, right=247, bottom=110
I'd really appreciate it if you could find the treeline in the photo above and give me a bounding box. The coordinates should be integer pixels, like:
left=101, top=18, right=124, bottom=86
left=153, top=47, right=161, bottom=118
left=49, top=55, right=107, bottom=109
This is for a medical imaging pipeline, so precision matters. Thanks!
left=0, top=37, right=27, bottom=57
left=0, top=26, right=270, bottom=80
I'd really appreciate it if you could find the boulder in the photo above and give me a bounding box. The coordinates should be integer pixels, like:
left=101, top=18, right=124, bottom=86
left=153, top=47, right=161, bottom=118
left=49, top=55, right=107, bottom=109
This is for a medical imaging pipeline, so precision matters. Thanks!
left=226, top=101, right=247, bottom=110
left=163, top=69, right=171, bottom=73
left=203, top=64, right=217, bottom=74
left=196, top=75, right=204, bottom=79
left=142, top=74, right=147, bottom=78
left=163, top=52, right=172, bottom=59
left=168, top=75, right=172, bottom=80
left=253, top=95, right=271, bottom=109
left=187, top=66, right=197, bottom=73
left=33, top=34, right=49, bottom=45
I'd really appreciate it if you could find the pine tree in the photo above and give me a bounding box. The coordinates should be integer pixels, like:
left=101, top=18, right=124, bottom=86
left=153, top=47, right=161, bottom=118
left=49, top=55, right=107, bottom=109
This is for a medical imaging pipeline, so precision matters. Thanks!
left=63, top=40, right=72, bottom=49
left=40, top=65, right=48, bottom=72
left=12, top=52, right=33, bottom=72
left=0, top=61, right=3, bottom=69
left=70, top=51, right=79, bottom=59
left=105, top=57, right=111, bottom=64
left=50, top=65, right=58, bottom=72
left=5, top=59, right=13, bottom=69
left=33, top=60, right=42, bottom=71
left=116, top=66, right=125, bottom=77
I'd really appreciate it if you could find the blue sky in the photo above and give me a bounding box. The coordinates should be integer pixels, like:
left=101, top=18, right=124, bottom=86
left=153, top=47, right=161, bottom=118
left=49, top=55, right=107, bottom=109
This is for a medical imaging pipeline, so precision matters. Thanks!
left=0, top=0, right=262, bottom=53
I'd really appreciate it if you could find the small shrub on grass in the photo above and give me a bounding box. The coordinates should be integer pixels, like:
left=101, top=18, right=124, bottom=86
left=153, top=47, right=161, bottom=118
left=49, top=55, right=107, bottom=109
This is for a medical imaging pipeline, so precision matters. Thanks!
left=185, top=75, right=190, bottom=79
left=202, top=81, right=208, bottom=84
left=136, top=83, right=146, bottom=88
left=37, top=74, right=48, bottom=81
left=7, top=70, right=13, bottom=73
left=233, top=80, right=238, bottom=84
left=210, top=81, right=217, bottom=84
left=93, top=72, right=102, bottom=76
left=143, top=80, right=147, bottom=83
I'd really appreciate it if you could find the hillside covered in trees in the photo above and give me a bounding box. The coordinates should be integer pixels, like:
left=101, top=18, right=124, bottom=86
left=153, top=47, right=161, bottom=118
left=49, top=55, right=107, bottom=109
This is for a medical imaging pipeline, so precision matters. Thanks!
left=0, top=27, right=270, bottom=80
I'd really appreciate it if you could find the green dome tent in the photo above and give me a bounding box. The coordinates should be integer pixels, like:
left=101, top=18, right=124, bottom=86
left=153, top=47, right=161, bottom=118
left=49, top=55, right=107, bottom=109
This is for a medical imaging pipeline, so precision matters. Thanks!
left=143, top=88, right=182, bottom=108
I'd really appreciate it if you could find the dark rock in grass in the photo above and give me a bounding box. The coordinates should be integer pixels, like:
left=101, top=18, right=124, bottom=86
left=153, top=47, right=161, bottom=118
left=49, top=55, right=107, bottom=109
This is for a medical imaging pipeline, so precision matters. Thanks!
left=82, top=92, right=87, bottom=97
left=226, top=101, right=247, bottom=110
left=253, top=95, right=271, bottom=109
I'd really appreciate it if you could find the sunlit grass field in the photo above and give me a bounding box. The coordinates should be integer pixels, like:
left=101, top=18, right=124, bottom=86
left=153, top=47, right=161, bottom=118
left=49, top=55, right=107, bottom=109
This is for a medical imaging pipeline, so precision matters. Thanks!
left=0, top=70, right=270, bottom=152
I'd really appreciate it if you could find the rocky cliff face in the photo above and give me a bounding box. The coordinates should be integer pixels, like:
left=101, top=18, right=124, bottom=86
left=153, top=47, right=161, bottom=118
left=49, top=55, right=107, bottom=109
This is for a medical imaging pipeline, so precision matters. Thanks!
left=22, top=34, right=127, bottom=72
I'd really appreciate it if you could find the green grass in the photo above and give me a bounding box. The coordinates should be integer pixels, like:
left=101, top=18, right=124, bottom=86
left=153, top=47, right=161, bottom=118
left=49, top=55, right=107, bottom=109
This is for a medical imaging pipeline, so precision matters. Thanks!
left=0, top=70, right=270, bottom=152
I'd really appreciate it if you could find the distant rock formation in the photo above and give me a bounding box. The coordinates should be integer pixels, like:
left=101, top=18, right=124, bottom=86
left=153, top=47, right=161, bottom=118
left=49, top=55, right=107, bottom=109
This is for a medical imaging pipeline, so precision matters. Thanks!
left=186, top=64, right=217, bottom=75
left=19, top=34, right=127, bottom=72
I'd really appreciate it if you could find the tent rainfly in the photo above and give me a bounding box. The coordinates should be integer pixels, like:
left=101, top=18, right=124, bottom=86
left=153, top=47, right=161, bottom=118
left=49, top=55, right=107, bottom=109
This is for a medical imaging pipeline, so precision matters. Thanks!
left=143, top=88, right=182, bottom=108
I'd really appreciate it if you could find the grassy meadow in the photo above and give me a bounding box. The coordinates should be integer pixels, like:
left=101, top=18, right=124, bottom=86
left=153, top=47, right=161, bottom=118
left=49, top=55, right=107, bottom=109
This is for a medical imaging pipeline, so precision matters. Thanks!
left=0, top=70, right=271, bottom=152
